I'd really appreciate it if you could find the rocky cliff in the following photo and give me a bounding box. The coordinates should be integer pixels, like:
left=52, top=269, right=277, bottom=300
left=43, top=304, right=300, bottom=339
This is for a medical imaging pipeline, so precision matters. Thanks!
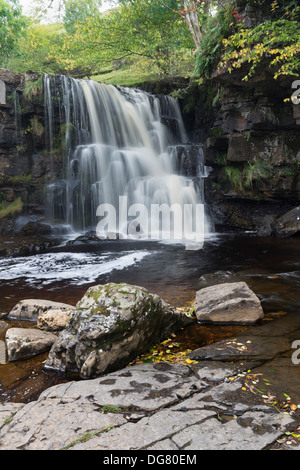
left=0, top=69, right=62, bottom=239
left=199, top=61, right=300, bottom=236
left=189, top=3, right=300, bottom=237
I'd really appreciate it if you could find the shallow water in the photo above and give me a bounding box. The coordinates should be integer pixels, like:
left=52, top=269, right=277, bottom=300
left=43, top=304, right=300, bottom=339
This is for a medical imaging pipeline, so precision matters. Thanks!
left=0, top=233, right=299, bottom=402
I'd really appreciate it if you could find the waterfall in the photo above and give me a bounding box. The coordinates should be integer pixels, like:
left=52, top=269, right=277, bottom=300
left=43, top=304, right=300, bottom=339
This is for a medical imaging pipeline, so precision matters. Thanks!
left=43, top=75, right=211, bottom=248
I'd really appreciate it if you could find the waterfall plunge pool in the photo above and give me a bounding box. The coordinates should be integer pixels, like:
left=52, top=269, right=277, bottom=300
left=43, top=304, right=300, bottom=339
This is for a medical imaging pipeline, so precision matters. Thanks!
left=0, top=233, right=299, bottom=403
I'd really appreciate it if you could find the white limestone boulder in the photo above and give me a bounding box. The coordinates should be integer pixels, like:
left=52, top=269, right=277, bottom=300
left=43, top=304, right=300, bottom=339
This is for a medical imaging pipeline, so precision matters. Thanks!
left=5, top=328, right=57, bottom=362
left=8, top=299, right=74, bottom=322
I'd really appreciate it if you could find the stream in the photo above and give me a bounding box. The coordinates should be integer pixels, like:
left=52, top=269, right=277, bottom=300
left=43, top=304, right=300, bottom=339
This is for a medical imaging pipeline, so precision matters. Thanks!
left=0, top=232, right=299, bottom=403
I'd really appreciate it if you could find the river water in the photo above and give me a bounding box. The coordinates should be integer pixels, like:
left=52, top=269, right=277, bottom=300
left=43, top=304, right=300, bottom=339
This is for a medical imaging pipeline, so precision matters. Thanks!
left=0, top=233, right=299, bottom=403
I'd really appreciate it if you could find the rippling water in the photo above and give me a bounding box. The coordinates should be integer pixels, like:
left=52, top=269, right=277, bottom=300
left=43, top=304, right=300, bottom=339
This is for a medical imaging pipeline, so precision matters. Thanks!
left=0, top=249, right=151, bottom=286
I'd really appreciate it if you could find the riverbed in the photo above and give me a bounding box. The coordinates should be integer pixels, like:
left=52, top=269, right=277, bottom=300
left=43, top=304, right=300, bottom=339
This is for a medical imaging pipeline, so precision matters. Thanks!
left=0, top=233, right=299, bottom=403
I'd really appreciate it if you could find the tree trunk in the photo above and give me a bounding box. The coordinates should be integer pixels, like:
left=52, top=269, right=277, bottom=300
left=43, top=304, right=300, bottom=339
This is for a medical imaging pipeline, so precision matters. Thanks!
left=183, top=0, right=202, bottom=51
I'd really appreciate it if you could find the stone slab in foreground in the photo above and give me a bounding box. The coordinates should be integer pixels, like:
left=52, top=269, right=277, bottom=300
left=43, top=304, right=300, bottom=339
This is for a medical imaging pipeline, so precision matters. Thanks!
left=0, top=361, right=295, bottom=451
left=1, top=312, right=300, bottom=450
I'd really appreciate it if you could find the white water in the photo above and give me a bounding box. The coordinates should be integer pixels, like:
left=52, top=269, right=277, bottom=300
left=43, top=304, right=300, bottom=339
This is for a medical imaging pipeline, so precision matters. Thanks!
left=44, top=75, right=212, bottom=246
left=0, top=250, right=151, bottom=286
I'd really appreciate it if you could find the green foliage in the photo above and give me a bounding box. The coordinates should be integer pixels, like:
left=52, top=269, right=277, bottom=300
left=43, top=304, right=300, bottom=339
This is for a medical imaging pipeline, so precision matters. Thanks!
left=5, top=0, right=298, bottom=87
left=63, top=0, right=102, bottom=34
left=51, top=0, right=195, bottom=77
left=0, top=197, right=23, bottom=219
left=224, top=159, right=271, bottom=192
left=220, top=1, right=300, bottom=81
left=243, top=159, right=271, bottom=189
left=8, top=21, right=67, bottom=74
left=194, top=7, right=233, bottom=78
left=224, top=165, right=244, bottom=192
left=30, top=115, right=44, bottom=138
left=23, top=77, right=44, bottom=102
left=0, top=0, right=27, bottom=66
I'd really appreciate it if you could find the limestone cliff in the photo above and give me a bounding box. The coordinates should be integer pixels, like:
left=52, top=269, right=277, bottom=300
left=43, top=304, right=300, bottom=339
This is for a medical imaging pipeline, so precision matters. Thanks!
left=0, top=69, right=61, bottom=237
left=201, top=62, right=300, bottom=235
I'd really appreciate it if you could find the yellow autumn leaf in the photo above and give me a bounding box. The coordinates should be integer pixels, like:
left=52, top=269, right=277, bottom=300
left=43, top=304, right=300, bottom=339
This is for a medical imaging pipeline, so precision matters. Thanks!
left=185, top=358, right=194, bottom=364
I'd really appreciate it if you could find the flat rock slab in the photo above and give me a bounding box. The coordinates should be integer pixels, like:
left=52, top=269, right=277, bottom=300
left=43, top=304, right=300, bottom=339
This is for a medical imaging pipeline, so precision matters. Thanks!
left=0, top=403, right=25, bottom=431
left=190, top=312, right=300, bottom=363
left=0, top=359, right=297, bottom=451
left=40, top=362, right=207, bottom=412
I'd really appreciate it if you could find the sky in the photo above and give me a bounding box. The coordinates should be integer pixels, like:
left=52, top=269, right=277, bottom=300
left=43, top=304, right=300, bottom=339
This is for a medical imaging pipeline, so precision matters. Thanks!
left=19, top=0, right=115, bottom=18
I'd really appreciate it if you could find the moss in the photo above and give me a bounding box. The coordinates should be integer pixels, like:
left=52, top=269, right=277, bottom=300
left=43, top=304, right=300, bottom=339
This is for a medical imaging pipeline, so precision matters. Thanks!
left=101, top=405, right=121, bottom=413
left=223, top=159, right=272, bottom=192
left=0, top=197, right=23, bottom=219
left=22, top=77, right=43, bottom=104
left=30, top=115, right=44, bottom=138
left=0, top=174, right=32, bottom=185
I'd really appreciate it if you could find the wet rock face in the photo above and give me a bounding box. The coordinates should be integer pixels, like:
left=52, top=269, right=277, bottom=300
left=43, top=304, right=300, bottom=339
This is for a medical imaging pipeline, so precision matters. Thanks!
left=0, top=69, right=64, bottom=237
left=45, top=283, right=193, bottom=378
left=199, top=54, right=300, bottom=234
left=271, top=206, right=300, bottom=238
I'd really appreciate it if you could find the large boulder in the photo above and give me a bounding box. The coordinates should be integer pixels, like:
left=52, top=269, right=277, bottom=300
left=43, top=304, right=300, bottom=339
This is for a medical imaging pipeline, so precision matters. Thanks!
left=45, top=283, right=193, bottom=378
left=5, top=328, right=57, bottom=362
left=8, top=299, right=74, bottom=322
left=193, top=281, right=264, bottom=325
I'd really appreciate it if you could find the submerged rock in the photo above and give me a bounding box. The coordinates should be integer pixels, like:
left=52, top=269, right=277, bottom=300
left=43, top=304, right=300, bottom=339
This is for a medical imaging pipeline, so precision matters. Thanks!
left=194, top=281, right=264, bottom=324
left=0, top=320, right=9, bottom=336
left=0, top=311, right=8, bottom=320
left=45, top=283, right=193, bottom=378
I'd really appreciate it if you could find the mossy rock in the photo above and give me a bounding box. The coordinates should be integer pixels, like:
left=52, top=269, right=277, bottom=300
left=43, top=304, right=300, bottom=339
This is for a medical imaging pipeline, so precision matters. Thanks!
left=45, top=283, right=193, bottom=378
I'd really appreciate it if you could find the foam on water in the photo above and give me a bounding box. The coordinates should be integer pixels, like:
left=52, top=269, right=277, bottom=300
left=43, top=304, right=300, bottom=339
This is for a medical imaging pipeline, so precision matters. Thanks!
left=0, top=250, right=151, bottom=286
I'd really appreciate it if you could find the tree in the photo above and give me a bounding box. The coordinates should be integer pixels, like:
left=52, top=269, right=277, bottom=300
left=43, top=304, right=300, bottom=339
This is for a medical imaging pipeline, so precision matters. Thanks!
left=155, top=0, right=205, bottom=51
left=63, top=0, right=102, bottom=34
left=8, top=20, right=66, bottom=74
left=0, top=0, right=27, bottom=66
left=120, top=0, right=214, bottom=52
left=52, top=0, right=194, bottom=77
left=8, top=0, right=103, bottom=76
left=219, top=1, right=300, bottom=81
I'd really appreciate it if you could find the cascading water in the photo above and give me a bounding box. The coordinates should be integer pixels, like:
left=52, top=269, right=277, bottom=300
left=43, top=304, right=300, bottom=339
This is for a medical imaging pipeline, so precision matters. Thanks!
left=44, top=75, right=211, bottom=248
